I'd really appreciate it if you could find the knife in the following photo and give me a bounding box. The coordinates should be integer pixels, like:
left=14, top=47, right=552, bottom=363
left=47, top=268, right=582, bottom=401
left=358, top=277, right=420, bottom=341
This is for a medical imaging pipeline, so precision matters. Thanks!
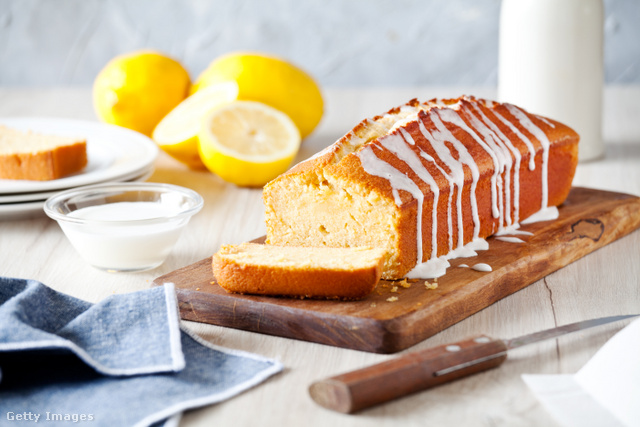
left=309, top=314, right=637, bottom=414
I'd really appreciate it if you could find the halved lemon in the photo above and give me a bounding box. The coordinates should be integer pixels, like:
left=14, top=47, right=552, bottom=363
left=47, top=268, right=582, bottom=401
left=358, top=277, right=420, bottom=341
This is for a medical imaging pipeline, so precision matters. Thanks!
left=198, top=101, right=301, bottom=187
left=152, top=82, right=239, bottom=169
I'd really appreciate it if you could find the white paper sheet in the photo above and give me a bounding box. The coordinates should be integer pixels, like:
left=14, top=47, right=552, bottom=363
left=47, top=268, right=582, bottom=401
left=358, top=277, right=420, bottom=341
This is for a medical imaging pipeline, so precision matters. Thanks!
left=523, top=318, right=640, bottom=427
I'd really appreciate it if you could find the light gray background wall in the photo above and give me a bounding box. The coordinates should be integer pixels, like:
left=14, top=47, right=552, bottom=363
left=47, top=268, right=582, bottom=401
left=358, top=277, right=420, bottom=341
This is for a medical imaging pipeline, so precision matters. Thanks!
left=0, top=0, right=638, bottom=87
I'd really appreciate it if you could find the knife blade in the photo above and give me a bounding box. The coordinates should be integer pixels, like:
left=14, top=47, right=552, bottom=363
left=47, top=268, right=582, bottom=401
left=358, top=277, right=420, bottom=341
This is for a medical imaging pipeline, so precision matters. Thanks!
left=308, top=314, right=637, bottom=414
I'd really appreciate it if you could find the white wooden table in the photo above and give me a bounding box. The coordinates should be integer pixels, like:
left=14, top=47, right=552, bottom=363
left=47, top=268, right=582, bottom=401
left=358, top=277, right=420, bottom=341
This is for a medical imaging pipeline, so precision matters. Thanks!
left=1, top=86, right=639, bottom=427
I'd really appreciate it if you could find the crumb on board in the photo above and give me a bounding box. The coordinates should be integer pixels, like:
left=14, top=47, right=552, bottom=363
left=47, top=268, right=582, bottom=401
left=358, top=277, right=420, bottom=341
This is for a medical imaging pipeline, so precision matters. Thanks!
left=425, top=281, right=438, bottom=290
left=399, top=279, right=412, bottom=288
left=196, top=288, right=201, bottom=291
left=391, top=286, right=398, bottom=293
left=370, top=302, right=377, bottom=308
left=386, top=296, right=399, bottom=302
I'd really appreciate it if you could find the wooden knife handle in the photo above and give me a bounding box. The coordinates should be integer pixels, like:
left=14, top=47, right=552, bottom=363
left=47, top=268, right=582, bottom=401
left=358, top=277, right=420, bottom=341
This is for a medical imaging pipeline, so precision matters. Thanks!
left=309, top=335, right=508, bottom=413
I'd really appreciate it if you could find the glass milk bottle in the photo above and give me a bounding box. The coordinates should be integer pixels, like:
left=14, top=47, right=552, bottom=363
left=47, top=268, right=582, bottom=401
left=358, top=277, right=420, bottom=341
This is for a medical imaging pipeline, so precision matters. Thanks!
left=498, top=0, right=604, bottom=161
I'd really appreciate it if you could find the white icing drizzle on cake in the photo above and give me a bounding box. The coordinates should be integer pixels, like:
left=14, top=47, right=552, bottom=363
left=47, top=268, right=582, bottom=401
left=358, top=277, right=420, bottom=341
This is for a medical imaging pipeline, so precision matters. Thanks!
left=471, top=263, right=492, bottom=272
left=496, top=236, right=525, bottom=243
left=437, top=107, right=503, bottom=221
left=495, top=224, right=534, bottom=236
left=521, top=205, right=559, bottom=224
left=407, top=238, right=489, bottom=279
left=468, top=101, right=523, bottom=225
left=493, top=109, right=537, bottom=171
left=539, top=116, right=556, bottom=128
left=379, top=133, right=441, bottom=264
left=357, top=145, right=430, bottom=267
left=459, top=262, right=492, bottom=272
left=408, top=257, right=450, bottom=279
left=505, top=104, right=551, bottom=210
left=355, top=98, right=554, bottom=279
left=420, top=111, right=482, bottom=243
left=406, top=127, right=456, bottom=251
left=419, top=149, right=455, bottom=252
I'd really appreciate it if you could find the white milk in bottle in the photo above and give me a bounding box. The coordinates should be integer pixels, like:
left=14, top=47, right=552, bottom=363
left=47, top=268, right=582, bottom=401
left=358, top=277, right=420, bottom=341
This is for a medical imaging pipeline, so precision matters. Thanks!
left=498, top=0, right=604, bottom=161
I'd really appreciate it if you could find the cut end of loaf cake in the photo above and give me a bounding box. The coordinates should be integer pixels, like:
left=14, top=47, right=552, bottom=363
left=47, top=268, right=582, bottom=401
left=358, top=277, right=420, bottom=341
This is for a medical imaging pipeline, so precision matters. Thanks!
left=263, top=100, right=431, bottom=278
left=0, top=125, right=88, bottom=181
left=212, top=243, right=386, bottom=300
left=264, top=95, right=579, bottom=280
left=263, top=171, right=403, bottom=277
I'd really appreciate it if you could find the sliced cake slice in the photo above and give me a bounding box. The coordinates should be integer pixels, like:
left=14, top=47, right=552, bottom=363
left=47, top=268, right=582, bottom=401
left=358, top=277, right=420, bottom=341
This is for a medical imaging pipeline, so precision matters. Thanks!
left=0, top=125, right=87, bottom=181
left=212, top=243, right=386, bottom=300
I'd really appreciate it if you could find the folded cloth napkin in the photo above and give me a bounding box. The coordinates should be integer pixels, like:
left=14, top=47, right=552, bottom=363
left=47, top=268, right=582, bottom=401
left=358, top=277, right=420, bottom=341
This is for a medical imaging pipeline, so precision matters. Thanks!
left=0, top=277, right=282, bottom=427
left=523, top=318, right=640, bottom=427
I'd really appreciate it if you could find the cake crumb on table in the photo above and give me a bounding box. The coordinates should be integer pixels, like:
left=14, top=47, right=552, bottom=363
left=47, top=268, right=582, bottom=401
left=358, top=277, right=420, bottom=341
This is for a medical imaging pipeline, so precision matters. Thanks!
left=386, top=296, right=398, bottom=302
left=398, top=279, right=412, bottom=288
left=425, top=281, right=438, bottom=290
left=391, top=286, right=398, bottom=293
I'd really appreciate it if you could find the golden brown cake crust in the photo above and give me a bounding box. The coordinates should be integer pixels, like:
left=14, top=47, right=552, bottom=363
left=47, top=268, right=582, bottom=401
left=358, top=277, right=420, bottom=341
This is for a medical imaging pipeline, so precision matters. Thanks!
left=264, top=96, right=579, bottom=279
left=283, top=98, right=424, bottom=177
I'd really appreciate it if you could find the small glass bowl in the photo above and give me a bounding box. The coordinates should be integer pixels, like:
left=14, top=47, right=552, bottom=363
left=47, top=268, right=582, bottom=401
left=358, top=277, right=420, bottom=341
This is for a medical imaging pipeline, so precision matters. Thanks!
left=44, top=183, right=204, bottom=272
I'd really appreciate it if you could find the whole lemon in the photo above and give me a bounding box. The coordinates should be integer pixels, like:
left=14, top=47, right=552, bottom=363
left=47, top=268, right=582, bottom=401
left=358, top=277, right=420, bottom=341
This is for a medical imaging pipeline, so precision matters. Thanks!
left=93, top=50, right=191, bottom=137
left=191, top=52, right=323, bottom=139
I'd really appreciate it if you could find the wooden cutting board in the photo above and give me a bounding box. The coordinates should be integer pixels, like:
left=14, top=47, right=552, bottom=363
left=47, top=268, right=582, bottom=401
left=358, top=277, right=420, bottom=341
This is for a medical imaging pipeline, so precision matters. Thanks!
left=153, top=187, right=640, bottom=354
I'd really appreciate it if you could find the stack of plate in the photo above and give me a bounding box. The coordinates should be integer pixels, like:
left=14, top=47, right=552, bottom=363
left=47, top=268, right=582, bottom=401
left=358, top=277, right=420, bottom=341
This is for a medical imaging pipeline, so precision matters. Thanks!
left=0, top=118, right=159, bottom=220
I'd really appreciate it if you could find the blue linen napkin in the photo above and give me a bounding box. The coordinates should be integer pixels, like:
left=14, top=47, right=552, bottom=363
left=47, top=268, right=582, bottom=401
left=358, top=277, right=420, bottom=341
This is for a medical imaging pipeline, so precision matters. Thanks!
left=0, top=277, right=283, bottom=426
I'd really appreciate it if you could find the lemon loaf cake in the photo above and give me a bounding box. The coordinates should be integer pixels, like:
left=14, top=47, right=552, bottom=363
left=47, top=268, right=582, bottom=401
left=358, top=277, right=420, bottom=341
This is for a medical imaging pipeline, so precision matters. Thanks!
left=263, top=96, right=579, bottom=280
left=212, top=243, right=386, bottom=299
left=0, top=125, right=87, bottom=181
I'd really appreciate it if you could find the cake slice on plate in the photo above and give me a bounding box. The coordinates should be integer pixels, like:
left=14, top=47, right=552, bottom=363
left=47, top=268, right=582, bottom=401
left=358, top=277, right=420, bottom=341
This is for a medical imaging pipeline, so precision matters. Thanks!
left=0, top=125, right=87, bottom=181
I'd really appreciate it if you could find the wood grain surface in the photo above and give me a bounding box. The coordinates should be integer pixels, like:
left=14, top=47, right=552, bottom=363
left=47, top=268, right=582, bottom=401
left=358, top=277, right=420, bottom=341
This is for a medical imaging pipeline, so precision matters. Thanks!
left=154, top=187, right=640, bottom=353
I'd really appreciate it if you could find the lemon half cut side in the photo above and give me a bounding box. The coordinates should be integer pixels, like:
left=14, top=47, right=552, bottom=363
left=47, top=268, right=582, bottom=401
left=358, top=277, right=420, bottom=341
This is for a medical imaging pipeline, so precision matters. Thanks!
left=198, top=101, right=302, bottom=187
left=152, top=82, right=239, bottom=169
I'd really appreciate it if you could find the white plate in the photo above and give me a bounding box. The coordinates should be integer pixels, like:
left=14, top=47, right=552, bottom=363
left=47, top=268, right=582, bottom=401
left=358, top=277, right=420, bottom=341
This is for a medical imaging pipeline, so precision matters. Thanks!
left=0, top=117, right=158, bottom=195
left=0, top=164, right=156, bottom=204
left=0, top=167, right=155, bottom=220
left=0, top=200, right=49, bottom=220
